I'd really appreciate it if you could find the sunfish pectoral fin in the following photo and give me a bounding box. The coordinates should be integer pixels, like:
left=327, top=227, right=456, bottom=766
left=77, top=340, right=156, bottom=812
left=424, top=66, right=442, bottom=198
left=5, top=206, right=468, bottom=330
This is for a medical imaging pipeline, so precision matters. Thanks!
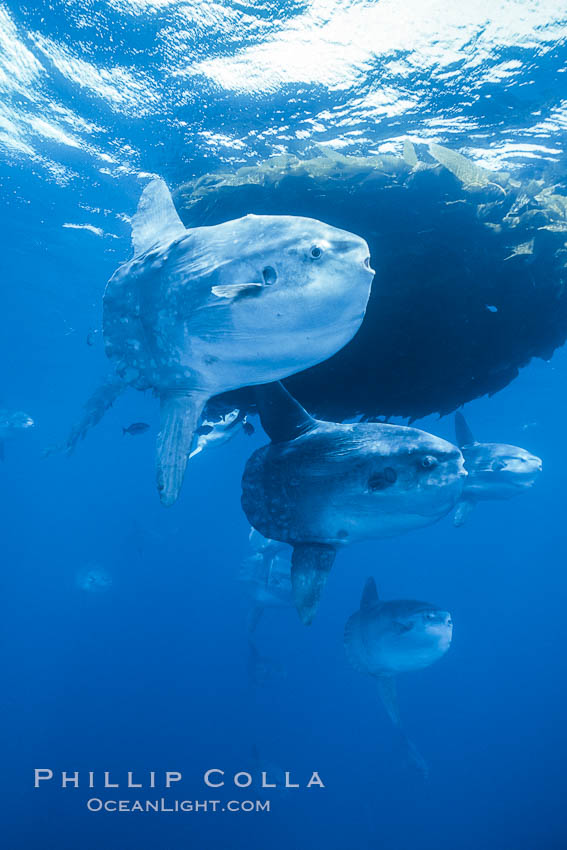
left=455, top=411, right=476, bottom=447
left=156, top=392, right=208, bottom=507
left=131, top=178, right=185, bottom=258
left=291, top=543, right=336, bottom=625
left=211, top=283, right=263, bottom=299
left=399, top=731, right=429, bottom=780
left=454, top=500, right=475, bottom=527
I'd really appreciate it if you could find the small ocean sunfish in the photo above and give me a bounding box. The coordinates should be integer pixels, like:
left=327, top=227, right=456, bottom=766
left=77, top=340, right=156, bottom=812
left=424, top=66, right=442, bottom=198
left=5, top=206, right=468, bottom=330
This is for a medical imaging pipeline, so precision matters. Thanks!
left=0, top=408, right=34, bottom=460
left=345, top=577, right=453, bottom=778
left=453, top=411, right=542, bottom=526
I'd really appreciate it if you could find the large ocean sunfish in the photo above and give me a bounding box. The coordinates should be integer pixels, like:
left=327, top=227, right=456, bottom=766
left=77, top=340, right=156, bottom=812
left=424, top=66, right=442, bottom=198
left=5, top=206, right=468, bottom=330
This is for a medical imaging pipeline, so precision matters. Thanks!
left=241, top=382, right=466, bottom=624
left=453, top=412, right=542, bottom=525
left=67, top=179, right=374, bottom=505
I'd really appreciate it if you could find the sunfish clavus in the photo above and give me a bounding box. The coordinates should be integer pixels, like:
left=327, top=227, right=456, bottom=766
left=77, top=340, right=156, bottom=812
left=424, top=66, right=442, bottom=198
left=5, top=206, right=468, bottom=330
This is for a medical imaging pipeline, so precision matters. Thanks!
left=65, top=179, right=374, bottom=506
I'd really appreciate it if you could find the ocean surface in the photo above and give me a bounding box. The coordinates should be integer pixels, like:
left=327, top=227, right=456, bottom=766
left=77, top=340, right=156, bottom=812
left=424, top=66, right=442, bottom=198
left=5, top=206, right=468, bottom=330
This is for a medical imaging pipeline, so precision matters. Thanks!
left=1, top=2, right=567, bottom=848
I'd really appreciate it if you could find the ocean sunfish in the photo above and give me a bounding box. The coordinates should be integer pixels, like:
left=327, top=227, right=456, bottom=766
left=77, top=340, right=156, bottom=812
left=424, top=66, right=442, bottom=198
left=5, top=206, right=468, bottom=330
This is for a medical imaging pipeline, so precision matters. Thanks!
left=453, top=411, right=542, bottom=526
left=0, top=409, right=34, bottom=460
left=64, top=178, right=374, bottom=506
left=241, top=382, right=466, bottom=624
left=344, top=577, right=453, bottom=777
left=239, top=529, right=293, bottom=633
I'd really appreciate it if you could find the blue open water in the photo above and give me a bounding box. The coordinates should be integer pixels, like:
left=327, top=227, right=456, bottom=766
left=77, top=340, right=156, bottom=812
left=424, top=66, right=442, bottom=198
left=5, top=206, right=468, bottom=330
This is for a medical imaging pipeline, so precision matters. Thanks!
left=1, top=2, right=567, bottom=848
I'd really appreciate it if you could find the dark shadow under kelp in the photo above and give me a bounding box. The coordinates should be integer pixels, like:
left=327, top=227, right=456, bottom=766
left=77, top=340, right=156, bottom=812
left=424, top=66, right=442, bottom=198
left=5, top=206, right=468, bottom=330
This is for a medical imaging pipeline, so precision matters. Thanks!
left=177, top=144, right=567, bottom=422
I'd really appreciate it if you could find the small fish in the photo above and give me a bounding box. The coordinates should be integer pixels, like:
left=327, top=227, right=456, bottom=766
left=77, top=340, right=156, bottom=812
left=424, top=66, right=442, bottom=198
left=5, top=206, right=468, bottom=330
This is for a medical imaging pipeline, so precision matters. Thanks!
left=76, top=565, right=112, bottom=593
left=122, top=422, right=150, bottom=436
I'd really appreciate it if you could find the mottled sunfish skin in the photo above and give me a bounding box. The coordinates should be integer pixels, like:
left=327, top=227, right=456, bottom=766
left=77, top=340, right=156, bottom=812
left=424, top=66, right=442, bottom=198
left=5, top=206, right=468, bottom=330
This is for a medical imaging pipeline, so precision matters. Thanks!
left=344, top=578, right=452, bottom=779
left=96, top=178, right=374, bottom=506
left=453, top=411, right=542, bottom=526
left=241, top=382, right=466, bottom=624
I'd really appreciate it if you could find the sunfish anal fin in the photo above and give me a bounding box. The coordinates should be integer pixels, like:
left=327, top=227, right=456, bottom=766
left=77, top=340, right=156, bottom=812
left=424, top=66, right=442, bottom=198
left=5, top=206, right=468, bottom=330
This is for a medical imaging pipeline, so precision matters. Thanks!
left=454, top=500, right=475, bottom=527
left=291, top=543, right=336, bottom=625
left=376, top=676, right=401, bottom=727
left=156, top=392, right=207, bottom=507
left=377, top=676, right=429, bottom=779
left=132, top=178, right=185, bottom=258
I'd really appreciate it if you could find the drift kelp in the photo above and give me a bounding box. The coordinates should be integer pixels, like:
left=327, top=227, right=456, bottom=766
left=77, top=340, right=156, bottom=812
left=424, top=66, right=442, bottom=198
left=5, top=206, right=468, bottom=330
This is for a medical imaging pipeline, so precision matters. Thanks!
left=177, top=144, right=567, bottom=422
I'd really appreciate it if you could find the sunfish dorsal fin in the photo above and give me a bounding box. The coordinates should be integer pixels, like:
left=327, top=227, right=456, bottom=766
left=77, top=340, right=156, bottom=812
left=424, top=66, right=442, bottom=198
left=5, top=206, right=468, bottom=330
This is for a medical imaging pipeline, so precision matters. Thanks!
left=360, top=577, right=379, bottom=610
left=254, top=382, right=317, bottom=444
left=132, top=178, right=186, bottom=257
left=455, top=411, right=476, bottom=447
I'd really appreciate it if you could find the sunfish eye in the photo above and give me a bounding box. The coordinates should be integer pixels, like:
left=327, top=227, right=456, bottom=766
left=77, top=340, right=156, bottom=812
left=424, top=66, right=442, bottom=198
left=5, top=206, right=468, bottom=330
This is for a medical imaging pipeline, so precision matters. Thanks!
left=310, top=245, right=323, bottom=259
left=262, top=266, right=277, bottom=285
left=421, top=455, right=438, bottom=470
